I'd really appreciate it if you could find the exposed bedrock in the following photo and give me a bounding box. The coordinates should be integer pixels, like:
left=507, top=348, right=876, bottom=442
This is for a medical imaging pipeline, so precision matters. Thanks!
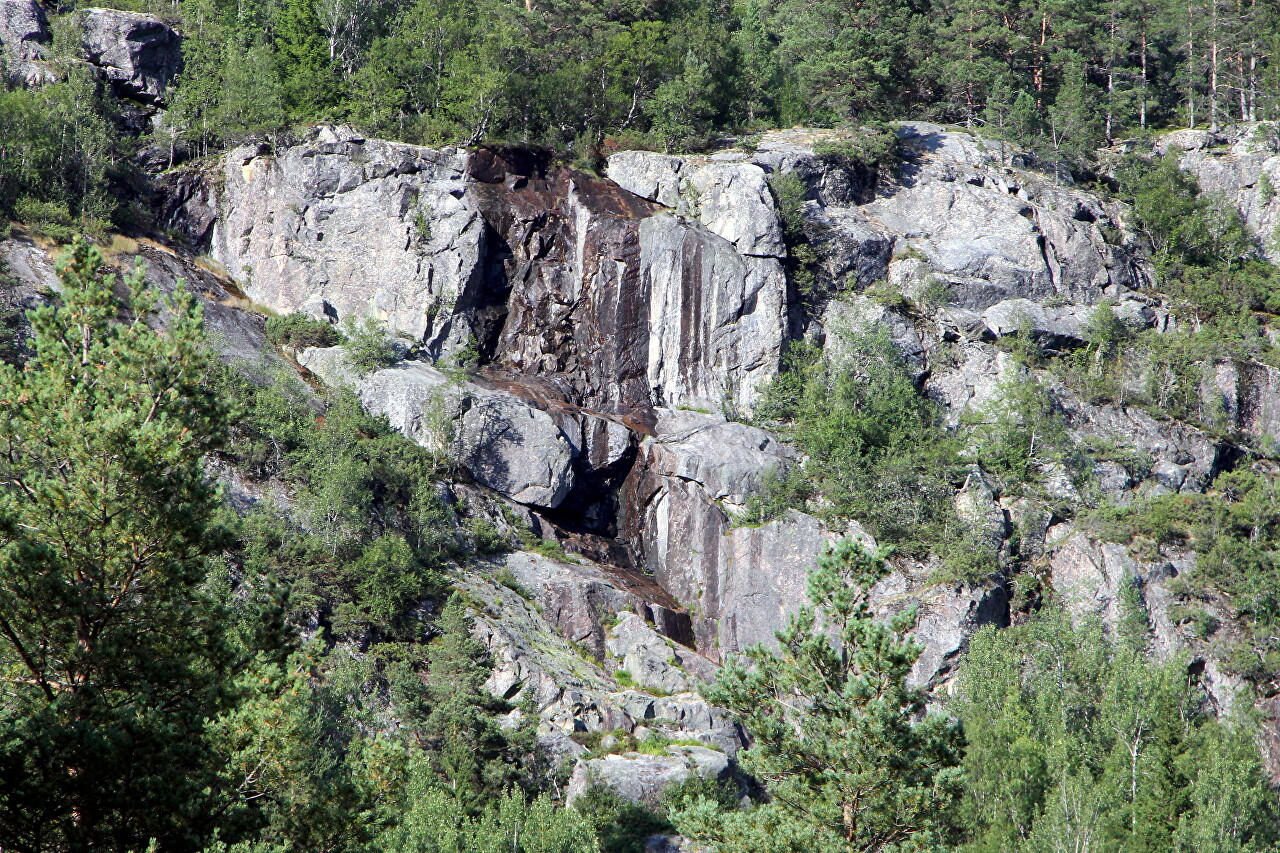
left=185, top=119, right=1280, bottom=771
left=0, top=0, right=52, bottom=86
left=79, top=8, right=181, bottom=105
left=1176, top=123, right=1280, bottom=264
left=214, top=131, right=786, bottom=417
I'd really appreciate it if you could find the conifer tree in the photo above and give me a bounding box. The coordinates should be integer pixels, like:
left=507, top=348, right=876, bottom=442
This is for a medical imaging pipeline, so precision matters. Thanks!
left=0, top=241, right=245, bottom=851
left=673, top=539, right=964, bottom=852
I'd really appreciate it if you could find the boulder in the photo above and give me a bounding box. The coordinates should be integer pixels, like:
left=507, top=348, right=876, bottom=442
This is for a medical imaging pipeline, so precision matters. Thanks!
left=1056, top=391, right=1220, bottom=495
left=1157, top=129, right=1221, bottom=156
left=297, top=351, right=576, bottom=508
left=565, top=746, right=734, bottom=806
left=79, top=8, right=181, bottom=104
left=982, top=297, right=1090, bottom=347
left=642, top=409, right=796, bottom=510
left=0, top=0, right=52, bottom=86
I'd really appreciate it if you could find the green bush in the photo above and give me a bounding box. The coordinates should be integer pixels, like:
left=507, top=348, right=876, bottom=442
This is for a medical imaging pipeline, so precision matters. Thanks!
left=966, top=374, right=1088, bottom=497
left=752, top=330, right=962, bottom=557
left=343, top=316, right=401, bottom=375
left=812, top=122, right=900, bottom=172
left=12, top=197, right=76, bottom=241
left=265, top=312, right=343, bottom=350
left=767, top=172, right=823, bottom=303
left=738, top=464, right=812, bottom=527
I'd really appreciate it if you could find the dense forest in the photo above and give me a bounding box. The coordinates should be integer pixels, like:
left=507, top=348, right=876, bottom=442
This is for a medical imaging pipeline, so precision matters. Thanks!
left=6, top=0, right=1280, bottom=852
left=4, top=0, right=1280, bottom=231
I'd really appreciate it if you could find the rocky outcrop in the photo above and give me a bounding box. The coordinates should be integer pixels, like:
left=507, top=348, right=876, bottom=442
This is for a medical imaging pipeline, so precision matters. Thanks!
left=1176, top=123, right=1280, bottom=264
left=298, top=349, right=577, bottom=508
left=607, top=612, right=718, bottom=694
left=172, top=117, right=1280, bottom=772
left=79, top=8, right=181, bottom=105
left=0, top=0, right=52, bottom=86
left=565, top=745, right=736, bottom=806
left=606, top=151, right=786, bottom=258
left=461, top=564, right=744, bottom=759
left=216, top=132, right=787, bottom=415
left=214, top=128, right=485, bottom=356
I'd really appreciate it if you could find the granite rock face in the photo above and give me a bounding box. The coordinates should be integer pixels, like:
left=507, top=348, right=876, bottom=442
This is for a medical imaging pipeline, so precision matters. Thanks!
left=140, top=117, right=1280, bottom=788
left=1176, top=123, right=1280, bottom=264
left=216, top=134, right=787, bottom=415
left=473, top=147, right=786, bottom=416
left=0, top=0, right=52, bottom=86
left=214, top=128, right=486, bottom=356
left=79, top=8, right=182, bottom=104
left=298, top=350, right=576, bottom=508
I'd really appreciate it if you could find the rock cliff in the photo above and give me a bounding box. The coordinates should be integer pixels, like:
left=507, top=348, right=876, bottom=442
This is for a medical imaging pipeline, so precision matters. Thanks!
left=0, top=4, right=181, bottom=105
left=12, top=112, right=1280, bottom=799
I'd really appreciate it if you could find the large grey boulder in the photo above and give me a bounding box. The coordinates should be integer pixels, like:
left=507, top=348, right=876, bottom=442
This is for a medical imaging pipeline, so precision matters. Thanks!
left=79, top=8, right=181, bottom=104
left=642, top=409, right=796, bottom=510
left=214, top=127, right=485, bottom=356
left=298, top=350, right=576, bottom=508
left=982, top=297, right=1091, bottom=346
left=0, top=0, right=52, bottom=86
left=565, top=745, right=734, bottom=806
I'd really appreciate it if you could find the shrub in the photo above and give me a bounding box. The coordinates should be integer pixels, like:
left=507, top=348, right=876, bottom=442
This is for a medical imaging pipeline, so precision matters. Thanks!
left=13, top=197, right=76, bottom=241
left=265, top=312, right=343, bottom=350
left=738, top=464, right=812, bottom=527
left=767, top=172, right=823, bottom=303
left=966, top=374, right=1088, bottom=496
left=343, top=316, right=400, bottom=375
left=751, top=329, right=962, bottom=557
left=812, top=122, right=900, bottom=172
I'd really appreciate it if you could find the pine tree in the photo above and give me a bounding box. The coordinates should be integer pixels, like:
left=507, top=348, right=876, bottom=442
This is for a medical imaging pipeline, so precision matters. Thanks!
left=274, top=0, right=340, bottom=121
left=0, top=240, right=246, bottom=851
left=673, top=539, right=964, bottom=852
